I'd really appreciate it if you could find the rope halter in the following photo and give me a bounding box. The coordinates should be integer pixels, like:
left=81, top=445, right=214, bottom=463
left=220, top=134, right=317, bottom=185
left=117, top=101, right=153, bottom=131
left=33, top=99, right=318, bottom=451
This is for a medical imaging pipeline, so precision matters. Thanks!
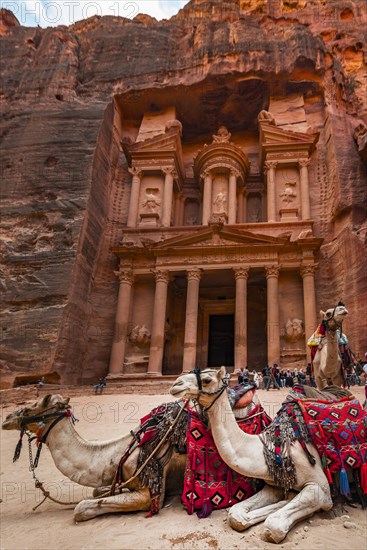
left=189, top=368, right=229, bottom=411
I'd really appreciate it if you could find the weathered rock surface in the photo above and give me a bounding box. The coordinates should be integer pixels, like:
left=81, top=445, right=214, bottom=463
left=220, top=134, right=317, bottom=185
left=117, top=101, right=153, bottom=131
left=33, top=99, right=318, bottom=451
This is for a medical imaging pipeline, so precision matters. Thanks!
left=0, top=0, right=366, bottom=386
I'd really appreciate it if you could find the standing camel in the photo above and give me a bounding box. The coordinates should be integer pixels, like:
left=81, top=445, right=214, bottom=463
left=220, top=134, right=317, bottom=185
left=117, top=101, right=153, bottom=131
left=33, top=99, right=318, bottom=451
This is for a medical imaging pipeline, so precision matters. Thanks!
left=2, top=389, right=261, bottom=521
left=171, top=367, right=333, bottom=543
left=310, top=303, right=349, bottom=389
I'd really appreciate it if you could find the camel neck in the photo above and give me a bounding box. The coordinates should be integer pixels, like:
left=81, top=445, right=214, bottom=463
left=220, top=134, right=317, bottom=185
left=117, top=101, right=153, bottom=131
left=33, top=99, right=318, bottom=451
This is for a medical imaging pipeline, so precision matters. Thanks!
left=45, top=417, right=133, bottom=487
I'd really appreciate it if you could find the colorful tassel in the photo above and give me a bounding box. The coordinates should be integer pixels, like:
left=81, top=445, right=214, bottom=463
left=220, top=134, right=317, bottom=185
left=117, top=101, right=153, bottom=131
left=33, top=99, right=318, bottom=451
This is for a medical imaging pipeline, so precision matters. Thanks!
left=360, top=463, right=367, bottom=495
left=321, top=453, right=333, bottom=485
left=339, top=467, right=351, bottom=497
left=197, top=446, right=213, bottom=519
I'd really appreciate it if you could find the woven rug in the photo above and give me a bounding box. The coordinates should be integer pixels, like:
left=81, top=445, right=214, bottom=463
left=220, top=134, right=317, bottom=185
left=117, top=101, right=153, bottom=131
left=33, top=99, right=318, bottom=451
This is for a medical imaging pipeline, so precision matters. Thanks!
left=182, top=405, right=272, bottom=516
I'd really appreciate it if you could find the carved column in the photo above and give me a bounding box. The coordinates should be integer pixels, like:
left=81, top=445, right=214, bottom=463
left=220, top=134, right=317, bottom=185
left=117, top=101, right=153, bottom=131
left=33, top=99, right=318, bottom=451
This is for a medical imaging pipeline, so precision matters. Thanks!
left=202, top=170, right=213, bottom=225
left=179, top=195, right=186, bottom=226
left=234, top=268, right=249, bottom=370
left=182, top=269, right=202, bottom=372
left=243, top=190, right=247, bottom=223
left=147, top=270, right=170, bottom=375
left=162, top=167, right=175, bottom=227
left=237, top=188, right=244, bottom=223
left=265, top=265, right=280, bottom=366
left=109, top=269, right=134, bottom=375
left=127, top=167, right=142, bottom=228
left=228, top=170, right=238, bottom=224
left=300, top=265, right=318, bottom=360
left=299, top=159, right=311, bottom=220
left=174, top=193, right=181, bottom=226
left=265, top=161, right=277, bottom=223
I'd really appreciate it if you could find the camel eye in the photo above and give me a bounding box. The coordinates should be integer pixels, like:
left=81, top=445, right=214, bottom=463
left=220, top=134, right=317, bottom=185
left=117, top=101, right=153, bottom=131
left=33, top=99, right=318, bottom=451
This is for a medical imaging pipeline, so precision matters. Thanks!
left=202, top=377, right=212, bottom=384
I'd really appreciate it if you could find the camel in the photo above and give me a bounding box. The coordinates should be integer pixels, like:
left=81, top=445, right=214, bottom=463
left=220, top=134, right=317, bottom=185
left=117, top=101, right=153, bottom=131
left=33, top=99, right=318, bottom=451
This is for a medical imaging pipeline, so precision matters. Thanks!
left=170, top=367, right=334, bottom=543
left=2, top=389, right=260, bottom=522
left=310, top=303, right=349, bottom=389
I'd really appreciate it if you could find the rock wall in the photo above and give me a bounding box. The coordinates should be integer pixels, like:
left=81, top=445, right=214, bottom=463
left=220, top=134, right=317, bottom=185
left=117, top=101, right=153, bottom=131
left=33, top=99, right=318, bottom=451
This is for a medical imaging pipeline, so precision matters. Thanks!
left=0, top=0, right=366, bottom=386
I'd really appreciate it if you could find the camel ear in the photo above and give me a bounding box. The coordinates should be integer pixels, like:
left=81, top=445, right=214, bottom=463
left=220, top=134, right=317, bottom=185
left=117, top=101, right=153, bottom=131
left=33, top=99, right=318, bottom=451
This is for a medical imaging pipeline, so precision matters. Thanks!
left=41, top=394, right=52, bottom=407
left=320, top=310, right=325, bottom=319
left=219, top=365, right=227, bottom=380
left=64, top=397, right=70, bottom=406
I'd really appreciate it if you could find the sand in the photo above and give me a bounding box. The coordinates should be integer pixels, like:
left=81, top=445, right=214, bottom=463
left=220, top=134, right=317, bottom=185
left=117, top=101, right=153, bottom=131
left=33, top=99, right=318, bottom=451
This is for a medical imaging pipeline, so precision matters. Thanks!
left=1, top=386, right=366, bottom=550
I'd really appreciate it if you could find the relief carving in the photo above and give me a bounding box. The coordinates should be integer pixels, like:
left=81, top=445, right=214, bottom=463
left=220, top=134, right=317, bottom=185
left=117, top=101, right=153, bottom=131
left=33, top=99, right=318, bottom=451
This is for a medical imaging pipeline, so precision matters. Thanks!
left=129, top=324, right=151, bottom=348
left=281, top=318, right=305, bottom=343
left=213, top=191, right=227, bottom=214
left=280, top=181, right=297, bottom=204
left=142, top=188, right=161, bottom=212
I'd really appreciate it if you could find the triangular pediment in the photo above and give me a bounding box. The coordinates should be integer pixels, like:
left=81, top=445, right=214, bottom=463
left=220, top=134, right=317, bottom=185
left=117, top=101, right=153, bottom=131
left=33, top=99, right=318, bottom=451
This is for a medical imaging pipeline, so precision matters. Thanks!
left=152, top=226, right=289, bottom=250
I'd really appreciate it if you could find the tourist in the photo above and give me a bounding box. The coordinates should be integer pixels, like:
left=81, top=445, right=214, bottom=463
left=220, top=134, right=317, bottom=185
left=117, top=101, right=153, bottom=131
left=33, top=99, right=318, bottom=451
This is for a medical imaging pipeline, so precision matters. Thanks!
left=252, top=370, right=259, bottom=388
left=236, top=367, right=244, bottom=384
left=262, top=365, right=271, bottom=390
left=95, top=376, right=107, bottom=395
left=279, top=369, right=286, bottom=388
left=285, top=369, right=294, bottom=387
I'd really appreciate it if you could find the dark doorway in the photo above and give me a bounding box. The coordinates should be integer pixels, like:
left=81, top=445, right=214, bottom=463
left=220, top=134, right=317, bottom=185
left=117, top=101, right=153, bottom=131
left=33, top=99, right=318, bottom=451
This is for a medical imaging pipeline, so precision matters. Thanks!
left=208, top=314, right=234, bottom=368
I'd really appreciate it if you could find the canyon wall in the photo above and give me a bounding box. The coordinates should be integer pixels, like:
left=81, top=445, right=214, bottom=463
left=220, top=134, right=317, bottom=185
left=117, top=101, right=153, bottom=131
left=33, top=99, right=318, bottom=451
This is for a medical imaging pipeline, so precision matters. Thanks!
left=0, top=0, right=366, bottom=386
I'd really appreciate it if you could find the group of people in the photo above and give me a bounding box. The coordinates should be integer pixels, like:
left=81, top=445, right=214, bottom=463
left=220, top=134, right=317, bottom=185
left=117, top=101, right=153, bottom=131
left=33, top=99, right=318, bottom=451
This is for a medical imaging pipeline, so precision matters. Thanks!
left=235, top=364, right=315, bottom=391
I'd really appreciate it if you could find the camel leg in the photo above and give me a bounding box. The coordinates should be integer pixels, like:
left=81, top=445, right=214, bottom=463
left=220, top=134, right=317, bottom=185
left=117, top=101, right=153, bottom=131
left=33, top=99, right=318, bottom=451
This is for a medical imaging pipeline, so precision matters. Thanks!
left=73, top=488, right=152, bottom=522
left=263, top=482, right=333, bottom=543
left=228, top=484, right=288, bottom=531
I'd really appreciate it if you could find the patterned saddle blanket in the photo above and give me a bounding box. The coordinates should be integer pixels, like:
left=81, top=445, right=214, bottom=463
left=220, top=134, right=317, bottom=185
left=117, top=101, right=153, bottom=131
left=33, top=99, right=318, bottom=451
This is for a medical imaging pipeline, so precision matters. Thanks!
left=182, top=405, right=272, bottom=516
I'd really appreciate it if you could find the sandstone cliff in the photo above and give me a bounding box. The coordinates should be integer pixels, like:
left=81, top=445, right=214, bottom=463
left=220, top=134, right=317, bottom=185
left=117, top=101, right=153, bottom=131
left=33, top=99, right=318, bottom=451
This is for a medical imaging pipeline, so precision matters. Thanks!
left=0, top=0, right=366, bottom=386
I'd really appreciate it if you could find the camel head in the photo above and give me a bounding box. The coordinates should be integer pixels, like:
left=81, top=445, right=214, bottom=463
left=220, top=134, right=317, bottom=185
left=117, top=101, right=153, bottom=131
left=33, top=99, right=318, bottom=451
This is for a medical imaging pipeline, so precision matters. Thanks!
left=2, top=394, right=70, bottom=432
left=320, top=302, right=348, bottom=328
left=170, top=366, right=228, bottom=408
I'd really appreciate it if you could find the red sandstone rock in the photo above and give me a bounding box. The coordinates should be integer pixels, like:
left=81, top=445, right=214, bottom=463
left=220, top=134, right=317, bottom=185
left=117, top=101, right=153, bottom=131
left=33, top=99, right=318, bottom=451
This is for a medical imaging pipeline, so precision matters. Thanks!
left=0, top=1, right=366, bottom=387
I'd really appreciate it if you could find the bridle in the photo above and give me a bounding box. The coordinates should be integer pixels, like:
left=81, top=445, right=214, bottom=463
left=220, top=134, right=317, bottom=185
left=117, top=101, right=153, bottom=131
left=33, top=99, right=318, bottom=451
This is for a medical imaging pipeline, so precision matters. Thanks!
left=13, top=406, right=78, bottom=465
left=189, top=368, right=229, bottom=411
left=324, top=301, right=346, bottom=334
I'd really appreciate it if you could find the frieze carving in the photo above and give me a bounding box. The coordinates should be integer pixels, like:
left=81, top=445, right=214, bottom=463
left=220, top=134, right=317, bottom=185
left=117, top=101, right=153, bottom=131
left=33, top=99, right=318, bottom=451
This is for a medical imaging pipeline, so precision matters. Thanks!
left=280, top=181, right=297, bottom=204
left=234, top=267, right=250, bottom=280
left=265, top=265, right=280, bottom=279
left=267, top=152, right=308, bottom=160
left=129, top=324, right=151, bottom=348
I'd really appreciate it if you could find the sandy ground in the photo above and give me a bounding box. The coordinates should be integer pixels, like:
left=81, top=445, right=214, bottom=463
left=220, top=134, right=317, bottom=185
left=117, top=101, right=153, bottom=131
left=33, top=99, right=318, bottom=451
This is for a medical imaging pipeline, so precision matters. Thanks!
left=1, top=386, right=366, bottom=550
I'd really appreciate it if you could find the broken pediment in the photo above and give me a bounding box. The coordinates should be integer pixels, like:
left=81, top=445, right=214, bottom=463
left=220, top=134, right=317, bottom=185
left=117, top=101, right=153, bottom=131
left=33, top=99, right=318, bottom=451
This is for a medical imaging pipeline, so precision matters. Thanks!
left=258, top=115, right=319, bottom=165
left=122, top=122, right=185, bottom=180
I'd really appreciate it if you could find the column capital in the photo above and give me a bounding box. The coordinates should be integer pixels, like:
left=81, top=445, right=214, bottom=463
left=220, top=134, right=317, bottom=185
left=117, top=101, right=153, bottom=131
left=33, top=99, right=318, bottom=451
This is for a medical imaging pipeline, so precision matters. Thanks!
left=265, top=265, right=280, bottom=279
left=230, top=169, right=241, bottom=179
left=162, top=166, right=177, bottom=178
left=264, top=160, right=278, bottom=171
left=114, top=268, right=134, bottom=285
left=128, top=166, right=142, bottom=178
left=153, top=269, right=170, bottom=284
left=187, top=268, right=202, bottom=282
left=201, top=169, right=212, bottom=180
left=299, top=159, right=311, bottom=168
left=300, top=264, right=318, bottom=278
left=234, top=267, right=250, bottom=280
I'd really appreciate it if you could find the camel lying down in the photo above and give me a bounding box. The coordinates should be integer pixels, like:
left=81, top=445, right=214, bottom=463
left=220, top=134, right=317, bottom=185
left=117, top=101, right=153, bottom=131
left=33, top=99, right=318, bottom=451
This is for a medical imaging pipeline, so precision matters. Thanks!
left=170, top=367, right=366, bottom=544
left=2, top=388, right=261, bottom=522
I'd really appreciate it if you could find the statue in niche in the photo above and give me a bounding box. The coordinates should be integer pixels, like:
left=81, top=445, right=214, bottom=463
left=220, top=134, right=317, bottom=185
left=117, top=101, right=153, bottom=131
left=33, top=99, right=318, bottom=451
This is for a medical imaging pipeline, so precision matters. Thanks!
left=212, top=125, right=231, bottom=143
left=213, top=191, right=227, bottom=214
left=248, top=199, right=261, bottom=222
left=280, top=181, right=297, bottom=204
left=186, top=215, right=198, bottom=225
left=281, top=319, right=305, bottom=344
left=129, top=324, right=151, bottom=348
left=142, top=188, right=161, bottom=212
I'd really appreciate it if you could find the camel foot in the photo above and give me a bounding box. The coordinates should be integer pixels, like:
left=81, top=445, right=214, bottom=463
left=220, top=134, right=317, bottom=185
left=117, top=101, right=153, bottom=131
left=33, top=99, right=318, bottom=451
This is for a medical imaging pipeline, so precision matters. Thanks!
left=263, top=525, right=287, bottom=544
left=228, top=500, right=289, bottom=532
left=74, top=499, right=111, bottom=522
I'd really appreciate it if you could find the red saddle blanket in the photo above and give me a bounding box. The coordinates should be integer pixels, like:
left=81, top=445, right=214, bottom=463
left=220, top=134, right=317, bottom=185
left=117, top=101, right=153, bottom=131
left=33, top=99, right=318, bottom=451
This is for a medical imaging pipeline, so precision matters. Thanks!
left=297, top=397, right=367, bottom=474
left=182, top=405, right=271, bottom=516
